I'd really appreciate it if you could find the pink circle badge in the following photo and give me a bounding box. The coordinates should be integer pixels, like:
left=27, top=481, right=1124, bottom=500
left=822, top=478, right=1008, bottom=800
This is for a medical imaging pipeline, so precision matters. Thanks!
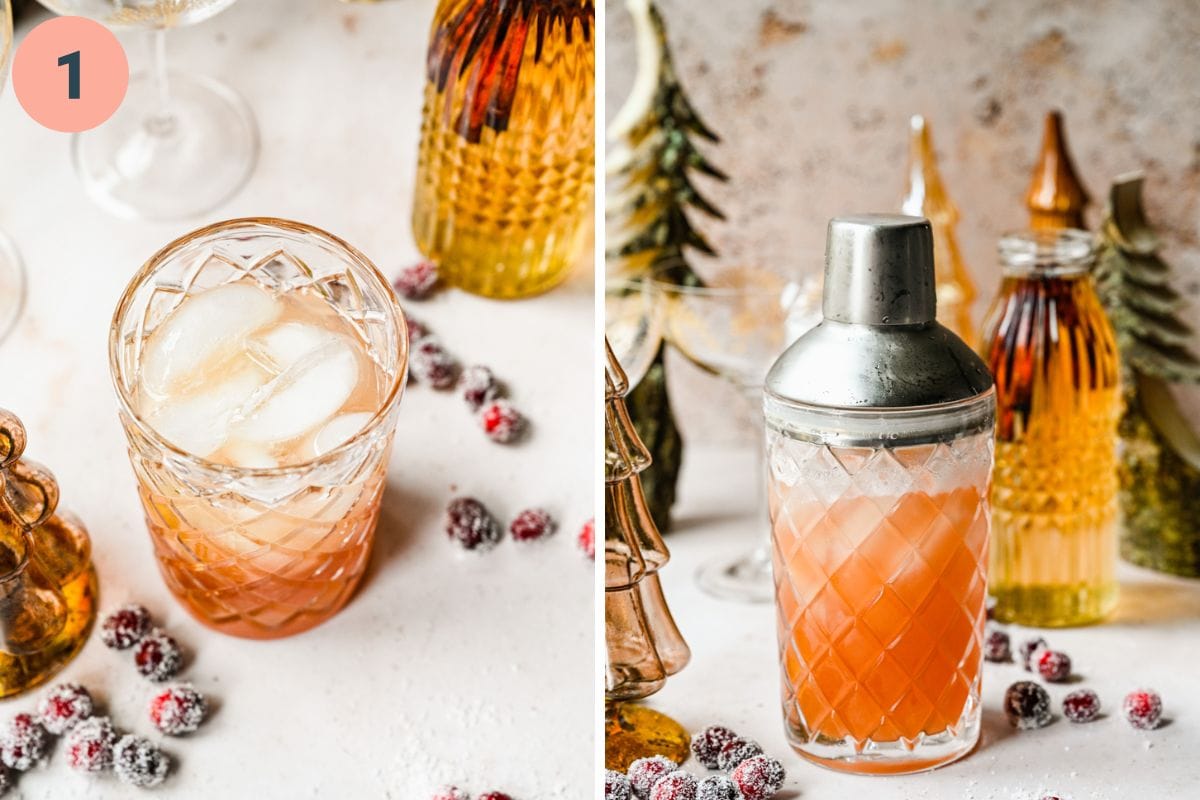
left=12, top=16, right=128, bottom=133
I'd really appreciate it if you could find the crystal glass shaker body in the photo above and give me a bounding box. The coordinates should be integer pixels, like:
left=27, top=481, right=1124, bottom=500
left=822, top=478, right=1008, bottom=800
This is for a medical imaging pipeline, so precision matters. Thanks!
left=982, top=230, right=1120, bottom=626
left=765, top=216, right=994, bottom=774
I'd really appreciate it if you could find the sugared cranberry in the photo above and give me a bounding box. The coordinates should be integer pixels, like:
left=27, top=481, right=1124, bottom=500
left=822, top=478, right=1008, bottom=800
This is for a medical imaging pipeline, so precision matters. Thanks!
left=983, top=629, right=1011, bottom=663
left=731, top=755, right=785, bottom=800
left=1040, top=796, right=1063, bottom=800
left=431, top=788, right=470, bottom=800
left=696, top=776, right=739, bottom=800
left=691, top=724, right=739, bottom=769
left=1036, top=650, right=1071, bottom=682
left=0, top=765, right=9, bottom=796
left=1122, top=689, right=1162, bottom=730
left=628, top=756, right=676, bottom=798
left=716, top=737, right=762, bottom=771
left=0, top=714, right=48, bottom=771
left=650, top=771, right=698, bottom=800
left=477, top=794, right=513, bottom=800
left=412, top=339, right=460, bottom=389
left=113, top=735, right=170, bottom=788
left=461, top=365, right=501, bottom=411
left=406, top=316, right=432, bottom=343
left=394, top=261, right=439, bottom=300
left=134, top=629, right=183, bottom=682
left=149, top=684, right=208, bottom=735
left=36, top=682, right=94, bottom=734
left=1004, top=681, right=1052, bottom=729
left=445, top=497, right=502, bottom=551
left=509, top=508, right=556, bottom=542
left=578, top=518, right=595, bottom=559
left=1062, top=689, right=1101, bottom=723
left=100, top=603, right=151, bottom=650
left=479, top=401, right=526, bottom=444
left=1020, top=637, right=1048, bottom=671
left=985, top=596, right=996, bottom=620
left=605, top=770, right=633, bottom=800
left=65, top=716, right=119, bottom=772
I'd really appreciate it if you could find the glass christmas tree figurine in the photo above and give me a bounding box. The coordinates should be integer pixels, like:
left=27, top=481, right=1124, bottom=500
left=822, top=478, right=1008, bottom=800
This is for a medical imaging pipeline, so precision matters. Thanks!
left=1026, top=110, right=1091, bottom=230
left=604, top=339, right=690, bottom=771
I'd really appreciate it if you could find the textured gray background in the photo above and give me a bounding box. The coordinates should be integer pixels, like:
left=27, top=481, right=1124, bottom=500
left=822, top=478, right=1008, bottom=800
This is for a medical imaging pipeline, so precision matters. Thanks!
left=607, top=0, right=1200, bottom=441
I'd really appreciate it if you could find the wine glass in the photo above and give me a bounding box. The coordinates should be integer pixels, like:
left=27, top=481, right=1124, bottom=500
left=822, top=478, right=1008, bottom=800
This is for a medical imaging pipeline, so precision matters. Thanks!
left=651, top=266, right=821, bottom=603
left=605, top=276, right=663, bottom=391
left=0, top=0, right=26, bottom=345
left=35, top=0, right=258, bottom=220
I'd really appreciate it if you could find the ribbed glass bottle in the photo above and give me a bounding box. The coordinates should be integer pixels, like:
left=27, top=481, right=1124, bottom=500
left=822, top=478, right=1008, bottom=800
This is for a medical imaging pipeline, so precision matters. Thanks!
left=982, top=230, right=1120, bottom=626
left=412, top=0, right=595, bottom=299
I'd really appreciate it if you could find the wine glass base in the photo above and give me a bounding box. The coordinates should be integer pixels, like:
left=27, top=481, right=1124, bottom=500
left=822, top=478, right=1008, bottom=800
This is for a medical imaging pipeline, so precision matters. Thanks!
left=0, top=228, right=25, bottom=345
left=72, top=71, right=258, bottom=221
left=696, top=550, right=774, bottom=604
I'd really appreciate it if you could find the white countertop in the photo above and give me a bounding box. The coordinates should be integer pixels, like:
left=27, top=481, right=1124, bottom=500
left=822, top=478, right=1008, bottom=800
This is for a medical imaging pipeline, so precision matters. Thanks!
left=644, top=444, right=1199, bottom=800
left=0, top=1, right=594, bottom=797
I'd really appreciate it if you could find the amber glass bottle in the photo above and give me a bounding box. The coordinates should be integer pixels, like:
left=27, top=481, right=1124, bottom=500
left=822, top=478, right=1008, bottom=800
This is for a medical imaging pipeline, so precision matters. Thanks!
left=412, top=0, right=595, bottom=299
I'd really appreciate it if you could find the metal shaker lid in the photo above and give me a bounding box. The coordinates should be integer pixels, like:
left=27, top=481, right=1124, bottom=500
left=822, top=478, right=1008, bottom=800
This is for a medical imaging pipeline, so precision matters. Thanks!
left=765, top=214, right=993, bottom=409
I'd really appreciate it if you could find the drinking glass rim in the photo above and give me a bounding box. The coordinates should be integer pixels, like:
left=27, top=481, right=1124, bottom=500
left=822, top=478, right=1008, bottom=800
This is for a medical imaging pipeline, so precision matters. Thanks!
left=108, top=216, right=409, bottom=477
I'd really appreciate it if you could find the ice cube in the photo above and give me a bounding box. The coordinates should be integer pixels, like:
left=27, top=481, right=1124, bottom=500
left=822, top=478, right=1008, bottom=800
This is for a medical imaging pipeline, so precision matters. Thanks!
left=141, top=283, right=279, bottom=397
left=145, top=367, right=267, bottom=457
left=252, top=322, right=340, bottom=375
left=234, top=338, right=359, bottom=445
left=311, top=412, right=373, bottom=457
left=223, top=442, right=279, bottom=470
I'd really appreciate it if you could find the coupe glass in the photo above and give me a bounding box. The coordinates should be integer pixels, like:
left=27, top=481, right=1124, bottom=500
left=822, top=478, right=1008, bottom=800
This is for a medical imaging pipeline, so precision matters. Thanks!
left=651, top=267, right=821, bottom=603
left=605, top=277, right=663, bottom=391
left=0, top=0, right=25, bottom=345
left=36, top=0, right=257, bottom=220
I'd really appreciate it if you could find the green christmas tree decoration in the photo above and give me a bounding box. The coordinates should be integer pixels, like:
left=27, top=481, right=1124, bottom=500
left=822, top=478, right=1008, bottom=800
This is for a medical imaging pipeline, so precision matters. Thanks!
left=1094, top=172, right=1200, bottom=576
left=606, top=0, right=728, bottom=531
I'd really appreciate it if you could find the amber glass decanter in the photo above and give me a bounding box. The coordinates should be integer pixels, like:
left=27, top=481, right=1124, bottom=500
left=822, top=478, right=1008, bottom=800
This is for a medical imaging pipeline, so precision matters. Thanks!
left=412, top=0, right=595, bottom=299
left=1025, top=111, right=1090, bottom=231
left=0, top=410, right=98, bottom=698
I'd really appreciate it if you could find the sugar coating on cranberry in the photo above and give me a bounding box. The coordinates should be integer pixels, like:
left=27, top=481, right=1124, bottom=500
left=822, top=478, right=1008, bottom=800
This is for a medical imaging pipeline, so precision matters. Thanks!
left=983, top=629, right=1011, bottom=663
left=650, top=770, right=698, bottom=800
left=1062, top=689, right=1101, bottom=723
left=578, top=518, right=595, bottom=560
left=113, top=735, right=170, bottom=788
left=100, top=603, right=151, bottom=650
left=36, top=682, right=94, bottom=734
left=461, top=365, right=501, bottom=411
left=1036, top=649, right=1071, bottom=682
left=1122, top=689, right=1163, bottom=730
left=628, top=755, right=676, bottom=798
left=1020, top=637, right=1048, bottom=671
left=477, top=794, right=513, bottom=800
left=510, top=508, right=556, bottom=543
left=479, top=401, right=526, bottom=444
left=731, top=755, right=785, bottom=800
left=412, top=339, right=460, bottom=389
left=696, top=776, right=739, bottom=800
left=149, top=684, right=208, bottom=735
left=716, top=737, right=763, bottom=771
left=445, top=497, right=502, bottom=551
left=690, top=724, right=739, bottom=769
left=394, top=261, right=439, bottom=300
left=1004, top=681, right=1052, bottom=730
left=0, top=713, right=48, bottom=771
left=605, top=770, right=633, bottom=800
left=65, top=715, right=119, bottom=772
left=431, top=787, right=470, bottom=800
left=406, top=316, right=432, bottom=343
left=134, top=629, right=184, bottom=682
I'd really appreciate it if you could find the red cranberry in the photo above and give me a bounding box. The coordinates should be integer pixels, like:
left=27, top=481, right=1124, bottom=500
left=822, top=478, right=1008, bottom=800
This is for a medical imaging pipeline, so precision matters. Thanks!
left=100, top=603, right=151, bottom=650
left=65, top=716, right=119, bottom=772
left=445, top=497, right=502, bottom=551
left=696, top=776, right=738, bottom=800
left=477, top=794, right=513, bottom=800
left=1020, top=637, right=1048, bottom=671
left=412, top=339, right=460, bottom=389
left=1036, top=650, right=1071, bottom=682
left=983, top=629, right=1011, bottom=663
left=510, top=508, right=556, bottom=542
left=479, top=401, right=526, bottom=444
left=0, top=765, right=9, bottom=795
left=1004, top=681, right=1052, bottom=729
left=36, top=682, right=94, bottom=734
left=461, top=365, right=501, bottom=410
left=394, top=261, right=439, bottom=300
left=0, top=713, right=48, bottom=771
left=651, top=771, right=698, bottom=800
left=628, top=756, right=676, bottom=798
left=716, top=737, right=762, bottom=771
left=578, top=518, right=595, bottom=559
left=1062, top=689, right=1100, bottom=723
left=690, top=724, right=739, bottom=769
left=731, top=755, right=786, bottom=800
left=113, top=735, right=170, bottom=787
left=149, top=684, right=208, bottom=735
left=605, top=770, right=633, bottom=800
left=133, top=629, right=183, bottom=682
left=406, top=316, right=432, bottom=343
left=1123, top=689, right=1163, bottom=730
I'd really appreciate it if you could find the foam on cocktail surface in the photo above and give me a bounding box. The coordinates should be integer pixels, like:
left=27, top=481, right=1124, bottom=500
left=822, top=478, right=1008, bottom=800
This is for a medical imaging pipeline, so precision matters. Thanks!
left=135, top=282, right=384, bottom=469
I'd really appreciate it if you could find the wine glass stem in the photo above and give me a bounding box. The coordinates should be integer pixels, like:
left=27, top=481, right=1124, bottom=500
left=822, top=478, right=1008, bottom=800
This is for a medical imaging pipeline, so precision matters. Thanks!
left=739, top=384, right=771, bottom=569
left=147, top=29, right=176, bottom=136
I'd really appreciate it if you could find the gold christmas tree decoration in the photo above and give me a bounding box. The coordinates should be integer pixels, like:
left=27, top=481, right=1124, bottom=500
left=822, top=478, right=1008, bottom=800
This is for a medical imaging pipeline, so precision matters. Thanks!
left=1026, top=110, right=1091, bottom=230
left=604, top=339, right=690, bottom=772
left=1095, top=173, right=1200, bottom=576
left=901, top=114, right=979, bottom=349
